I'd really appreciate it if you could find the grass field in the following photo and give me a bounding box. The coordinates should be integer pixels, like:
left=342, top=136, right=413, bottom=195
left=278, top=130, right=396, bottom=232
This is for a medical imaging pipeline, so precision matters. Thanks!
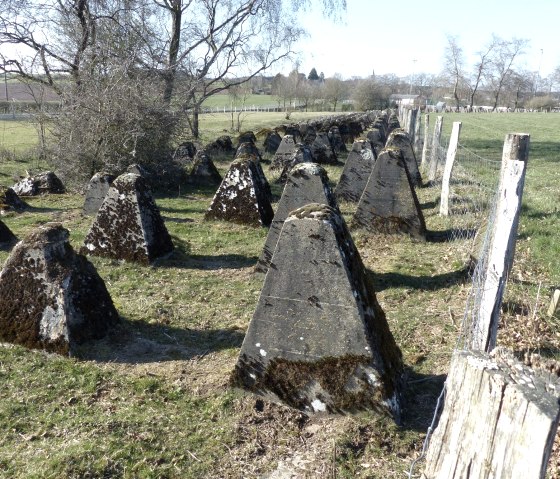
left=0, top=112, right=559, bottom=478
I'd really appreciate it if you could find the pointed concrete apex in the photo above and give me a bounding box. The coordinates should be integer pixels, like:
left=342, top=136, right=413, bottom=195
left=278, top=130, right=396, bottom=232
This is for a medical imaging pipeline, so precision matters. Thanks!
left=0, top=187, right=28, bottom=214
left=205, top=157, right=273, bottom=227
left=353, top=147, right=426, bottom=239
left=233, top=203, right=403, bottom=418
left=335, top=139, right=377, bottom=203
left=0, top=219, right=17, bottom=248
left=81, top=173, right=173, bottom=264
left=386, top=128, right=422, bottom=186
left=270, top=134, right=297, bottom=172
left=255, top=164, right=338, bottom=273
left=0, top=223, right=119, bottom=355
left=83, top=172, right=116, bottom=216
left=187, top=150, right=222, bottom=186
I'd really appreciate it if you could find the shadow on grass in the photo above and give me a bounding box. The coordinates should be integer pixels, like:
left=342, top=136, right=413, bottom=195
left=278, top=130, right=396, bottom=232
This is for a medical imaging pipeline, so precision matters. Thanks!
left=372, top=267, right=469, bottom=292
left=426, top=227, right=477, bottom=243
left=157, top=234, right=258, bottom=270
left=76, top=317, right=245, bottom=364
left=401, top=367, right=446, bottom=432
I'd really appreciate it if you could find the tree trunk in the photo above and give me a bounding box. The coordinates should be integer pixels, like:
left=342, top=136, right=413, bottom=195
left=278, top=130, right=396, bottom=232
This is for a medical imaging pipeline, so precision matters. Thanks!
left=163, top=1, right=182, bottom=105
left=191, top=105, right=200, bottom=139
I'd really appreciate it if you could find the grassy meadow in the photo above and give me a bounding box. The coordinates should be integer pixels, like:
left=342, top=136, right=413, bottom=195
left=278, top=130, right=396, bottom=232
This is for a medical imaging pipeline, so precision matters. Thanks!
left=0, top=112, right=559, bottom=478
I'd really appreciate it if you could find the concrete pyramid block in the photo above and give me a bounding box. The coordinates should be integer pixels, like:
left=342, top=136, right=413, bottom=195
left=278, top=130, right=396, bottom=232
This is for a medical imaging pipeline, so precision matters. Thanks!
left=353, top=147, right=426, bottom=239
left=0, top=219, right=17, bottom=248
left=270, top=134, right=297, bottom=172
left=0, top=187, right=28, bottom=214
left=366, top=128, right=384, bottom=155
left=308, top=131, right=338, bottom=165
left=186, top=150, right=222, bottom=186
left=233, top=203, right=403, bottom=417
left=235, top=152, right=272, bottom=201
left=386, top=128, right=422, bottom=186
left=83, top=172, right=116, bottom=216
left=335, top=139, right=377, bottom=203
left=205, top=157, right=273, bottom=227
left=277, top=143, right=314, bottom=183
left=0, top=223, right=119, bottom=355
left=12, top=171, right=65, bottom=196
left=255, top=163, right=338, bottom=273
left=81, top=173, right=173, bottom=264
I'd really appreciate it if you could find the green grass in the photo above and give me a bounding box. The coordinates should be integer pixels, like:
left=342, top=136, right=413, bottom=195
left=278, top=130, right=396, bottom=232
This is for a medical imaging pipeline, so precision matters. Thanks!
left=0, top=112, right=559, bottom=478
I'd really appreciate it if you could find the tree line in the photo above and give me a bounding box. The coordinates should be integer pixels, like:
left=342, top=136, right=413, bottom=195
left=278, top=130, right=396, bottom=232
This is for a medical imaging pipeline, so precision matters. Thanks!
left=0, top=0, right=345, bottom=184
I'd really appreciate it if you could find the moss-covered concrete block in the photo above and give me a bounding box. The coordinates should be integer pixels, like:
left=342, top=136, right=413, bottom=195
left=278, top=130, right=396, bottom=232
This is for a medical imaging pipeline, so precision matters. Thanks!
left=233, top=204, right=403, bottom=419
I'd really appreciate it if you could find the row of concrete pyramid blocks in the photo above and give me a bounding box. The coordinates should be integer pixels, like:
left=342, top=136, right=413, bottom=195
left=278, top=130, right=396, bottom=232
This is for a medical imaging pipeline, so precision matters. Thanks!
left=0, top=174, right=404, bottom=419
left=208, top=129, right=426, bottom=240
left=1, top=155, right=416, bottom=416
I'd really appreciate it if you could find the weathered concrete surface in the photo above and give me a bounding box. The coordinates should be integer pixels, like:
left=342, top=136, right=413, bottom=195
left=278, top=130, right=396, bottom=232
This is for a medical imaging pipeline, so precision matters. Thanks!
left=235, top=140, right=262, bottom=162
left=0, top=223, right=119, bottom=355
left=255, top=163, right=339, bottom=274
left=328, top=125, right=347, bottom=153
left=308, top=131, right=338, bottom=165
left=270, top=135, right=297, bottom=172
left=0, top=219, right=17, bottom=248
left=366, top=128, right=384, bottom=155
left=205, top=157, right=273, bottom=227
left=83, top=172, right=116, bottom=216
left=386, top=128, right=422, bottom=186
left=172, top=141, right=197, bottom=166
left=263, top=130, right=283, bottom=154
left=186, top=150, right=222, bottom=186
left=277, top=143, right=314, bottom=183
left=239, top=152, right=272, bottom=201
left=353, top=147, right=426, bottom=240
left=335, top=139, right=377, bottom=203
left=81, top=173, right=173, bottom=264
left=233, top=204, right=403, bottom=418
left=387, top=114, right=400, bottom=134
left=205, top=135, right=236, bottom=158
left=126, top=163, right=150, bottom=178
left=0, top=187, right=28, bottom=214
left=12, top=171, right=65, bottom=196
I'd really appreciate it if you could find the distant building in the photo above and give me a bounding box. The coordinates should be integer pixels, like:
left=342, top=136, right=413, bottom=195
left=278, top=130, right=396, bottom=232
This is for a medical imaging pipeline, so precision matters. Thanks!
left=389, top=94, right=427, bottom=109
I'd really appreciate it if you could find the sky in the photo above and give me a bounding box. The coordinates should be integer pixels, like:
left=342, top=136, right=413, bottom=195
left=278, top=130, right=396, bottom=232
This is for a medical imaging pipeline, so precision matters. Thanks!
left=289, top=0, right=560, bottom=80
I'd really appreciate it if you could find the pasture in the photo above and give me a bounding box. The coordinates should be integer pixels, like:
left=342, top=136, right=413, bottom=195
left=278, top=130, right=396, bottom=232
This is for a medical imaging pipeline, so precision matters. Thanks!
left=0, top=112, right=559, bottom=478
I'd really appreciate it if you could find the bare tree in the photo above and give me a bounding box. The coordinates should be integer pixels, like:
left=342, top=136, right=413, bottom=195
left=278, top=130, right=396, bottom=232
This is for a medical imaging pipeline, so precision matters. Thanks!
left=443, top=35, right=465, bottom=108
left=351, top=78, right=389, bottom=111
left=323, top=74, right=348, bottom=111
left=467, top=36, right=499, bottom=108
left=485, top=36, right=528, bottom=110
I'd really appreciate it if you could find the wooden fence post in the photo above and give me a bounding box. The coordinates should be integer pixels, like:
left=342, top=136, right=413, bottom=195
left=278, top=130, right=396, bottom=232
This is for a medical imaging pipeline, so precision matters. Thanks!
left=407, top=108, right=417, bottom=145
left=420, top=113, right=430, bottom=171
left=439, top=121, right=462, bottom=216
left=413, top=108, right=422, bottom=158
left=548, top=289, right=560, bottom=318
left=471, top=133, right=530, bottom=352
left=427, top=115, right=443, bottom=182
left=422, top=348, right=560, bottom=479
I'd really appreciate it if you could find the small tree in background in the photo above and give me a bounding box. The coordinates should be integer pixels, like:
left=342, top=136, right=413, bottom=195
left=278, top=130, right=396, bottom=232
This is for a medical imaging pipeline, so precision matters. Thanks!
left=308, top=67, right=320, bottom=81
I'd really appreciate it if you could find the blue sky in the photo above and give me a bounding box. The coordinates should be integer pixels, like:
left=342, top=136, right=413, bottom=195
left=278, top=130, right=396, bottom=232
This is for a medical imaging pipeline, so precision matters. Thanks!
left=290, top=0, right=560, bottom=80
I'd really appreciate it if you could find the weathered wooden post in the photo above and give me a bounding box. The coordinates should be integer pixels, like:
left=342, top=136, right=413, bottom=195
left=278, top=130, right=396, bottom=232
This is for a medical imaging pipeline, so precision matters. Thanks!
left=422, top=348, right=560, bottom=479
left=420, top=113, right=430, bottom=171
left=407, top=108, right=417, bottom=144
left=427, top=115, right=443, bottom=182
left=548, top=289, right=560, bottom=318
left=439, top=121, right=462, bottom=216
left=413, top=108, right=422, bottom=158
left=471, top=133, right=530, bottom=352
